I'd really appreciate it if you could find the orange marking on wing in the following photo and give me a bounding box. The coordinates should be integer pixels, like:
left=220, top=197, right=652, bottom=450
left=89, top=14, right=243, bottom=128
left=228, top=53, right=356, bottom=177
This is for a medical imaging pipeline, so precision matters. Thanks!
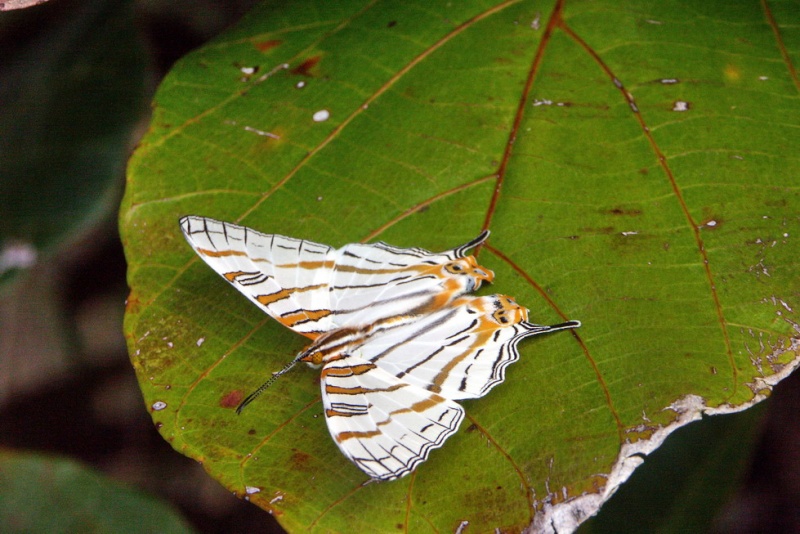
left=425, top=278, right=463, bottom=310
left=321, top=363, right=377, bottom=377
left=256, top=284, right=325, bottom=306
left=278, top=308, right=331, bottom=328
left=276, top=260, right=335, bottom=270
left=334, top=264, right=423, bottom=276
left=450, top=296, right=489, bottom=312
left=197, top=247, right=247, bottom=258
left=410, top=394, right=446, bottom=413
left=389, top=394, right=448, bottom=416
left=257, top=288, right=293, bottom=305
left=224, top=270, right=250, bottom=282
left=326, top=409, right=361, bottom=418
left=325, top=383, right=406, bottom=395
left=335, top=429, right=381, bottom=443
left=429, top=330, right=494, bottom=393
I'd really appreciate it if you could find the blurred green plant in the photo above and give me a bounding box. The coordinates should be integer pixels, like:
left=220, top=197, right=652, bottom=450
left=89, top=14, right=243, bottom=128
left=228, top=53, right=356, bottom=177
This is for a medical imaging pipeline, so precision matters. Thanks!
left=0, top=0, right=146, bottom=285
left=0, top=450, right=194, bottom=533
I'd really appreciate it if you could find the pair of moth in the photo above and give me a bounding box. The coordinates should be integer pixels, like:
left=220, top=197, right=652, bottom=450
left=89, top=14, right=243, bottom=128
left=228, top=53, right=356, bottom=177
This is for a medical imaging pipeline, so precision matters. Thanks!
left=180, top=216, right=579, bottom=481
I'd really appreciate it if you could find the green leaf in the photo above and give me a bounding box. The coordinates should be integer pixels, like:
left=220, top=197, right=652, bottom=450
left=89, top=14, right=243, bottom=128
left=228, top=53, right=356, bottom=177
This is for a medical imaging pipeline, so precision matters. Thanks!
left=121, top=0, right=800, bottom=531
left=0, top=0, right=147, bottom=285
left=0, top=450, right=193, bottom=533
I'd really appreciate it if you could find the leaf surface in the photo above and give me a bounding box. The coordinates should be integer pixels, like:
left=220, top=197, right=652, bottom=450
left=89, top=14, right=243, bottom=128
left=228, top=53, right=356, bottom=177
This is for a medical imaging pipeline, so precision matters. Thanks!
left=122, top=0, right=800, bottom=531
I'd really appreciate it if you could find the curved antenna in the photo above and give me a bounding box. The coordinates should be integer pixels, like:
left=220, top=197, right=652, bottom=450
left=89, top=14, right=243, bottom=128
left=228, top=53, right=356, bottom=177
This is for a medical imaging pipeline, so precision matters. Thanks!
left=520, top=319, right=581, bottom=335
left=454, top=230, right=490, bottom=257
left=548, top=319, right=581, bottom=330
left=236, top=354, right=303, bottom=414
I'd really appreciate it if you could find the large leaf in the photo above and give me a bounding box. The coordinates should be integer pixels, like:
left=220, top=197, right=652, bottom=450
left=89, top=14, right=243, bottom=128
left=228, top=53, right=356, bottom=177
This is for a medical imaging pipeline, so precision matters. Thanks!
left=121, top=0, right=800, bottom=531
left=0, top=0, right=147, bottom=285
left=0, top=450, right=193, bottom=533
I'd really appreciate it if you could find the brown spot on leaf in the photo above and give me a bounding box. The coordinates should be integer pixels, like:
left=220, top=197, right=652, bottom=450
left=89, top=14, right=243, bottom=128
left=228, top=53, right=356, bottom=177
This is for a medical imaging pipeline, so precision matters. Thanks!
left=220, top=390, right=244, bottom=409
left=387, top=20, right=397, bottom=28
left=603, top=207, right=642, bottom=216
left=291, top=449, right=311, bottom=470
left=254, top=39, right=282, bottom=52
left=125, top=293, right=141, bottom=314
left=291, top=55, right=321, bottom=76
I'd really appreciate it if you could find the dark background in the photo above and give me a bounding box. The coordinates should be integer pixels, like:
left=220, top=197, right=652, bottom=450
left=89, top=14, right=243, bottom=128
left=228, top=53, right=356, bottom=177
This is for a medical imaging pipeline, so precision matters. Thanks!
left=1, top=1, right=798, bottom=532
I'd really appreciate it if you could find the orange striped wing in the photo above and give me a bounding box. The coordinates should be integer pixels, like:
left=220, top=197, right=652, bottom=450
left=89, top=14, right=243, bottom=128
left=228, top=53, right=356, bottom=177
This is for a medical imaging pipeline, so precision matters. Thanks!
left=321, top=355, right=464, bottom=481
left=180, top=216, right=336, bottom=339
left=353, top=295, right=580, bottom=400
left=180, top=216, right=492, bottom=339
left=318, top=295, right=580, bottom=480
left=180, top=216, right=581, bottom=481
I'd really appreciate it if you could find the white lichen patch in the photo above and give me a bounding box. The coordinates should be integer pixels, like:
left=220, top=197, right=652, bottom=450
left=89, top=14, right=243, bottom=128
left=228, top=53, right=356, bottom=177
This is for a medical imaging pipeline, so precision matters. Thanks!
left=313, top=109, right=330, bottom=122
left=244, top=126, right=280, bottom=139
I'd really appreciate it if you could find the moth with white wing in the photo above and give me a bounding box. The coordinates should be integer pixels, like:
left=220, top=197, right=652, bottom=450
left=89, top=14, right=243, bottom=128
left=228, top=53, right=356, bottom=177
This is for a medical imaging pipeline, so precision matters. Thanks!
left=180, top=215, right=580, bottom=481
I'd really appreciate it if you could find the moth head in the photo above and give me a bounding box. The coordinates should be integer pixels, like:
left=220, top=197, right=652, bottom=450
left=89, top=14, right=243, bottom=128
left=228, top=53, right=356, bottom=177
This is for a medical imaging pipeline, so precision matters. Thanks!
left=491, top=295, right=529, bottom=325
left=442, top=257, right=494, bottom=292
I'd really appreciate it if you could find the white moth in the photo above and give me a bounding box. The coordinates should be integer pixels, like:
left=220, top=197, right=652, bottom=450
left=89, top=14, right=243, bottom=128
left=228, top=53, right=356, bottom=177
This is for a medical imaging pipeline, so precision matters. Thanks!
left=180, top=216, right=579, bottom=480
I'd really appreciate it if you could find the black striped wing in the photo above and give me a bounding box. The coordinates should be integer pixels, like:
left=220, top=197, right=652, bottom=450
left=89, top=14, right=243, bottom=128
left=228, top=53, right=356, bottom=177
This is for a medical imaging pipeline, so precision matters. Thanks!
left=320, top=295, right=580, bottom=480
left=180, top=216, right=581, bottom=481
left=353, top=295, right=580, bottom=400
left=328, top=238, right=493, bottom=328
left=180, top=216, right=492, bottom=339
left=180, top=216, right=336, bottom=339
left=320, top=355, right=464, bottom=481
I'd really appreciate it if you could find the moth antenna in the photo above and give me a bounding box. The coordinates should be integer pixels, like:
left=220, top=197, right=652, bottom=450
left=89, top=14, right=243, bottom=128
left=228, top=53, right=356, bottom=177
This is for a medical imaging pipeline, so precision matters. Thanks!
left=549, top=320, right=581, bottom=330
left=454, top=230, right=490, bottom=256
left=236, top=354, right=303, bottom=414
